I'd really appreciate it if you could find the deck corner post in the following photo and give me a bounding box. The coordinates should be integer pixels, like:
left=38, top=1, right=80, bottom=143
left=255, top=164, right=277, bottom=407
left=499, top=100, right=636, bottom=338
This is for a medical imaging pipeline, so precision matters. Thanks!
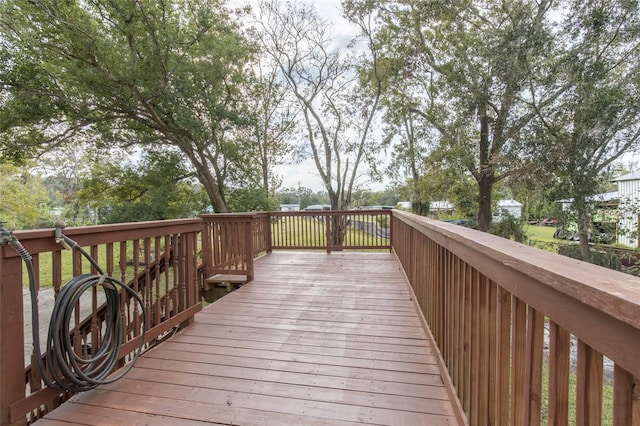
left=0, top=251, right=27, bottom=426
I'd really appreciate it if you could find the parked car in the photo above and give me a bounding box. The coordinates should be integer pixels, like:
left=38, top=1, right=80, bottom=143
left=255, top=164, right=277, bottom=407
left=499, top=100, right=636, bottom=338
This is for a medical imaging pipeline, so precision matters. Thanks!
left=541, top=218, right=558, bottom=226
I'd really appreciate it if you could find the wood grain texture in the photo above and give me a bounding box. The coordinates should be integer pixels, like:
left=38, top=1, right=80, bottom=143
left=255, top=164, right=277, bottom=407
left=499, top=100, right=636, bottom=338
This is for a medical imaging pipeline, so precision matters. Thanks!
left=36, top=252, right=459, bottom=425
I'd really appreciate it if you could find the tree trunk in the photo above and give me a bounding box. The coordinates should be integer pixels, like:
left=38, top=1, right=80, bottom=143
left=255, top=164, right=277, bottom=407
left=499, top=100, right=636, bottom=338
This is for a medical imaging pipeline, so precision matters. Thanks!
left=413, top=200, right=429, bottom=216
left=574, top=195, right=592, bottom=262
left=476, top=110, right=494, bottom=232
left=329, top=215, right=348, bottom=250
left=477, top=175, right=494, bottom=232
left=195, top=164, right=228, bottom=213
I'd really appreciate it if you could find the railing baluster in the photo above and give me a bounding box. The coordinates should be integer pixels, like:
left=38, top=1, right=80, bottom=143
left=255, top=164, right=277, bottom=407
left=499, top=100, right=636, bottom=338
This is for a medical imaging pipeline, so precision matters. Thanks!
left=511, top=297, right=528, bottom=425
left=463, top=261, right=472, bottom=415
left=526, top=306, right=544, bottom=425
left=470, top=268, right=480, bottom=424
left=548, top=321, right=570, bottom=426
left=612, top=365, right=638, bottom=426
left=487, top=279, right=498, bottom=425
left=576, top=340, right=603, bottom=426
left=453, top=256, right=463, bottom=397
left=132, top=239, right=140, bottom=338
left=143, top=238, right=151, bottom=327
left=478, top=274, right=491, bottom=424
left=496, top=286, right=512, bottom=426
left=154, top=236, right=161, bottom=328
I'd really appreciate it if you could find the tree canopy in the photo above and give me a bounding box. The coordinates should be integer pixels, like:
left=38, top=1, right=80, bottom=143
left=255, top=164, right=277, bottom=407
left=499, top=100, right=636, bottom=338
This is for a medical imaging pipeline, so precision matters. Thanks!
left=527, top=0, right=640, bottom=258
left=2, top=0, right=640, bottom=252
left=0, top=0, right=256, bottom=212
left=345, top=0, right=562, bottom=230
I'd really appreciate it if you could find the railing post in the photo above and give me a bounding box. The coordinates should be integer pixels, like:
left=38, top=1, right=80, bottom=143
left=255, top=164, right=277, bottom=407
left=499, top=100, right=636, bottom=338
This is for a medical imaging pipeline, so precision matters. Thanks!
left=245, top=217, right=254, bottom=282
left=265, top=213, right=273, bottom=253
left=0, top=249, right=27, bottom=426
left=325, top=214, right=331, bottom=253
left=201, top=220, right=212, bottom=279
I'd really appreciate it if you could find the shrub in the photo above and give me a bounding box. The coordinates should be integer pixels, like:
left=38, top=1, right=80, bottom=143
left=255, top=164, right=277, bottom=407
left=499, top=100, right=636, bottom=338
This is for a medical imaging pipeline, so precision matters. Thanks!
left=490, top=213, right=527, bottom=243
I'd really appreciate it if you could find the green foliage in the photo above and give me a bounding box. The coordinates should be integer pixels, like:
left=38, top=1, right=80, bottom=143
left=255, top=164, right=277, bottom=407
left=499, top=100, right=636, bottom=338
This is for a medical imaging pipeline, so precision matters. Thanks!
left=376, top=215, right=390, bottom=228
left=0, top=0, right=256, bottom=212
left=78, top=151, right=208, bottom=223
left=0, top=162, right=51, bottom=229
left=227, top=187, right=280, bottom=212
left=490, top=213, right=527, bottom=243
left=275, top=186, right=328, bottom=210
left=346, top=0, right=560, bottom=231
left=558, top=244, right=622, bottom=271
left=526, top=0, right=640, bottom=259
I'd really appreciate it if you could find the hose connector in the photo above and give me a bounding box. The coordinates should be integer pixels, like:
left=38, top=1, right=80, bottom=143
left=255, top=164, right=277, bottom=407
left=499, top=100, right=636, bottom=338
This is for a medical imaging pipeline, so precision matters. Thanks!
left=0, top=220, right=14, bottom=245
left=55, top=222, right=72, bottom=250
left=0, top=220, right=32, bottom=262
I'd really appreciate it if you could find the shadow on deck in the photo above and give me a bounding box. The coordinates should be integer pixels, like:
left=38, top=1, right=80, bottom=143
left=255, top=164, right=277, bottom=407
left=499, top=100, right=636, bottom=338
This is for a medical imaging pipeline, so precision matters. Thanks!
left=36, top=252, right=459, bottom=425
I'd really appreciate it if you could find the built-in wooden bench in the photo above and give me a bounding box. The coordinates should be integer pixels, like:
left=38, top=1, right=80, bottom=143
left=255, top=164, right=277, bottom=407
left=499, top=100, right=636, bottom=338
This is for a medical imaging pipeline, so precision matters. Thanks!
left=202, top=274, right=247, bottom=303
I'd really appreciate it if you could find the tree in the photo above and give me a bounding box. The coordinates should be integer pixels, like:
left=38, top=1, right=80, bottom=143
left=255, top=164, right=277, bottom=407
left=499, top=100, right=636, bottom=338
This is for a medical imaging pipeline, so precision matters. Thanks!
left=382, top=107, right=437, bottom=215
left=36, top=143, right=113, bottom=225
left=246, top=61, right=298, bottom=195
left=345, top=0, right=561, bottom=231
left=0, top=162, right=50, bottom=229
left=256, top=0, right=383, bottom=245
left=78, top=150, right=209, bottom=223
left=528, top=0, right=640, bottom=260
left=0, top=0, right=256, bottom=213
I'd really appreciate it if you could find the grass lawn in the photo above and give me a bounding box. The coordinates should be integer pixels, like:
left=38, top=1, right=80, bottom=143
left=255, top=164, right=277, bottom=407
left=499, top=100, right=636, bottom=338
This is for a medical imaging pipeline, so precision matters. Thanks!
left=23, top=243, right=161, bottom=289
left=525, top=224, right=569, bottom=253
left=525, top=224, right=557, bottom=242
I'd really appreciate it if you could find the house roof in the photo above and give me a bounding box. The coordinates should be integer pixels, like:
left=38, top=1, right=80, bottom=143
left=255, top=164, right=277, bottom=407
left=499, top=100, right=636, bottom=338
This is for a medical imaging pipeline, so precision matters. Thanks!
left=613, top=170, right=640, bottom=182
left=496, top=199, right=522, bottom=207
left=430, top=200, right=454, bottom=210
left=557, top=191, right=619, bottom=204
left=304, top=204, right=331, bottom=211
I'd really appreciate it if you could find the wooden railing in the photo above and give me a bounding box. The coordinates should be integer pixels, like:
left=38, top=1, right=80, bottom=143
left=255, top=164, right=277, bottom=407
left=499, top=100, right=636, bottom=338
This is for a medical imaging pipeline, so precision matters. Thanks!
left=5, top=208, right=639, bottom=425
left=0, top=219, right=202, bottom=425
left=269, top=210, right=391, bottom=251
left=201, top=210, right=391, bottom=282
left=391, top=209, right=640, bottom=425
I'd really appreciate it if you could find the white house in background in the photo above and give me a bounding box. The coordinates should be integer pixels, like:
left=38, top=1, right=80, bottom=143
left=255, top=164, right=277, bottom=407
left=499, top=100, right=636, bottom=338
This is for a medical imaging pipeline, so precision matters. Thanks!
left=494, top=199, right=523, bottom=220
left=279, top=204, right=300, bottom=212
left=304, top=204, right=331, bottom=211
left=429, top=200, right=454, bottom=217
left=557, top=191, right=619, bottom=213
left=614, top=171, right=640, bottom=247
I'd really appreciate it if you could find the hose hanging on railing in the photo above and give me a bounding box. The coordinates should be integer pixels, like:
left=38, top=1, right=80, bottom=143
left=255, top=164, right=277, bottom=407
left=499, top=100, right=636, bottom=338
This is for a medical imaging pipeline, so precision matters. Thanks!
left=0, top=222, right=146, bottom=393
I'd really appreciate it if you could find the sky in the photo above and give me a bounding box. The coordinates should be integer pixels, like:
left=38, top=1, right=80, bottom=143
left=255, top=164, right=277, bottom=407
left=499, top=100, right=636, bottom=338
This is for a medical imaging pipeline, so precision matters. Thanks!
left=233, top=0, right=392, bottom=193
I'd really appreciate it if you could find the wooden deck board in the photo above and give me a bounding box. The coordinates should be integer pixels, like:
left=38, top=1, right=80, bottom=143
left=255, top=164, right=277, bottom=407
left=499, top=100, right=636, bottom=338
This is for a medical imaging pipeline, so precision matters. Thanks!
left=36, top=252, right=460, bottom=425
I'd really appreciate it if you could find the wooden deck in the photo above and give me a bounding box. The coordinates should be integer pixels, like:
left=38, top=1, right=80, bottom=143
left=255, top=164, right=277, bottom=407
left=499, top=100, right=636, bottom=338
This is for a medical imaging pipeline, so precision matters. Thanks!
left=36, top=252, right=459, bottom=425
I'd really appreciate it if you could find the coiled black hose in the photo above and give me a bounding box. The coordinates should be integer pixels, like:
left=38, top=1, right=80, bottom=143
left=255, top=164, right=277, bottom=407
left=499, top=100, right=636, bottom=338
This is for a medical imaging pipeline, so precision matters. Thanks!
left=1, top=225, right=146, bottom=393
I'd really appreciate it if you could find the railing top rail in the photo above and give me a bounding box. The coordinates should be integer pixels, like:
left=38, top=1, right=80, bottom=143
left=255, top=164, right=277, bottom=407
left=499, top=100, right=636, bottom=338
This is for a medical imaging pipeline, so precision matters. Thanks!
left=271, top=209, right=392, bottom=216
left=201, top=213, right=256, bottom=220
left=393, top=209, right=640, bottom=331
left=2, top=218, right=203, bottom=258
